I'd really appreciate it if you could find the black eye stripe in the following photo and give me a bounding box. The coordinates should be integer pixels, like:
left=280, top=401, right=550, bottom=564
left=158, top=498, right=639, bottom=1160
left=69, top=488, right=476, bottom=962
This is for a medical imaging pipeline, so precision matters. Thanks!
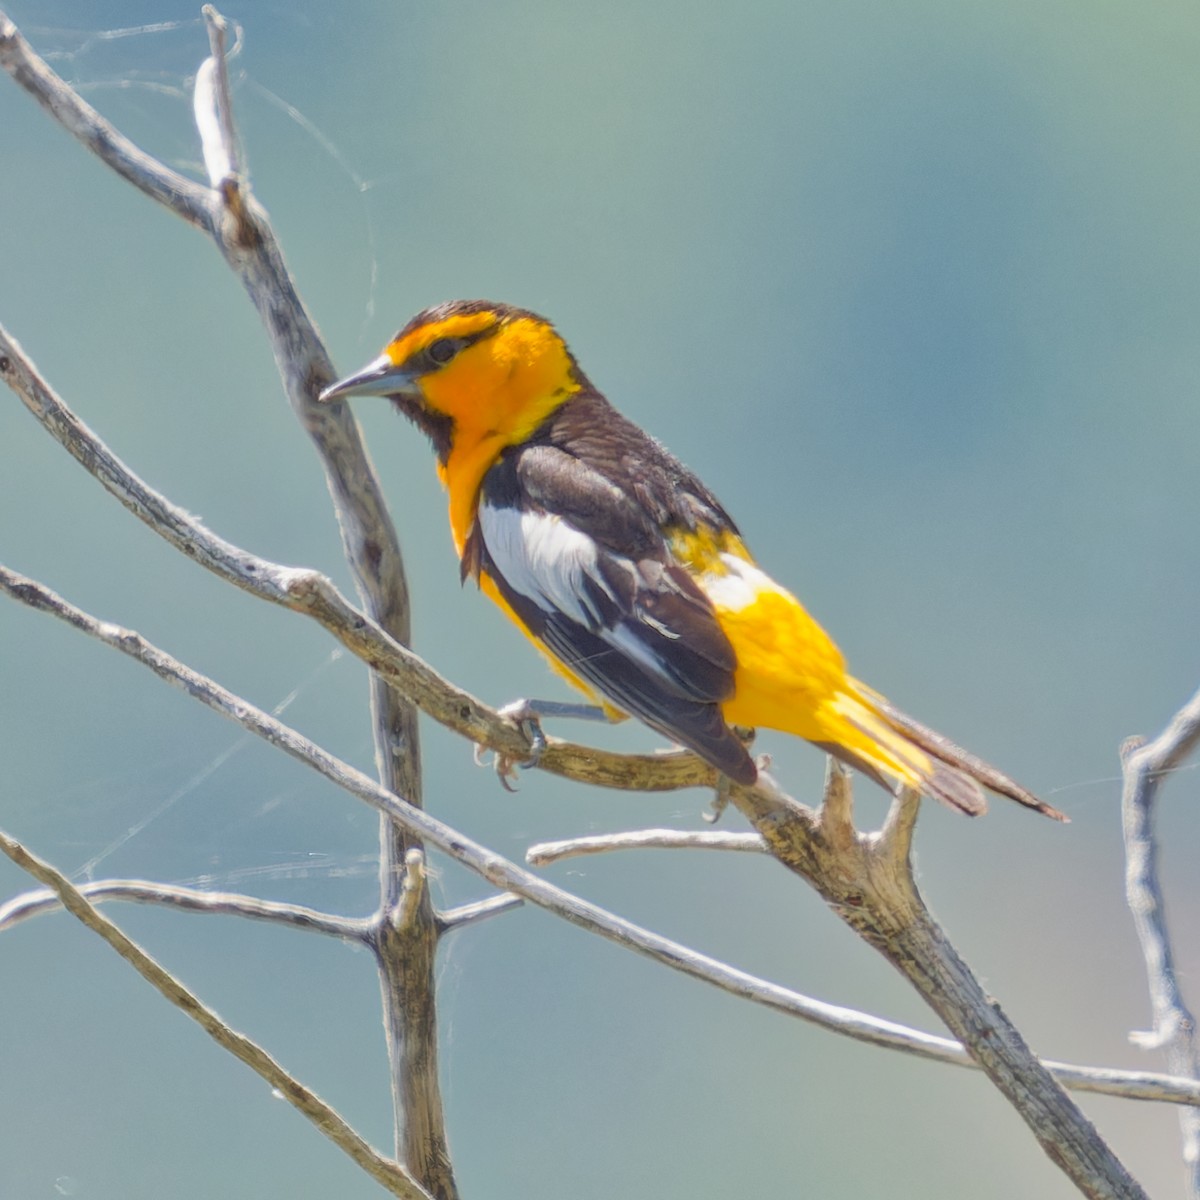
left=404, top=321, right=501, bottom=373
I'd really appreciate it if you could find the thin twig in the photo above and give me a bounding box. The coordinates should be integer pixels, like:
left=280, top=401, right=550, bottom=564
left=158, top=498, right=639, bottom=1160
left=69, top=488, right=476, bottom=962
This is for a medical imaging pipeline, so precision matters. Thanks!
left=199, top=7, right=239, bottom=185
left=526, top=829, right=765, bottom=866
left=2, top=566, right=1196, bottom=1113
left=0, top=828, right=430, bottom=1200
left=0, top=11, right=210, bottom=226
left=1121, top=687, right=1200, bottom=1194
left=0, top=878, right=372, bottom=941
left=437, top=893, right=525, bottom=933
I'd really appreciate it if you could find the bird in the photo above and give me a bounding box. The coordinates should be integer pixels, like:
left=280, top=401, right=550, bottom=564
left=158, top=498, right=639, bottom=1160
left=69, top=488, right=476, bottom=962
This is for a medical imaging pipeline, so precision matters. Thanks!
left=321, top=300, right=1064, bottom=821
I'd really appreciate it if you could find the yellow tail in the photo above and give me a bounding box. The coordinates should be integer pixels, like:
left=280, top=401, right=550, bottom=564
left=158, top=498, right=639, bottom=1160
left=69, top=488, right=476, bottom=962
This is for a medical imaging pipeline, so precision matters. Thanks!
left=823, top=681, right=1065, bottom=821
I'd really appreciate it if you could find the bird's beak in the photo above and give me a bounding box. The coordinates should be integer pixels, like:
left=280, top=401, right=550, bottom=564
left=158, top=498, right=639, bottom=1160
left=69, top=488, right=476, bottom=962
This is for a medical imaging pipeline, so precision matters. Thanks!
left=319, top=354, right=422, bottom=403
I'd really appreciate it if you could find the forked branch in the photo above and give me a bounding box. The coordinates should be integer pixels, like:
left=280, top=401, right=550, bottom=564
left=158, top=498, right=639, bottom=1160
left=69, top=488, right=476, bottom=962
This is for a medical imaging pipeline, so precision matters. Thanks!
left=731, top=766, right=1147, bottom=1200
left=0, top=830, right=430, bottom=1200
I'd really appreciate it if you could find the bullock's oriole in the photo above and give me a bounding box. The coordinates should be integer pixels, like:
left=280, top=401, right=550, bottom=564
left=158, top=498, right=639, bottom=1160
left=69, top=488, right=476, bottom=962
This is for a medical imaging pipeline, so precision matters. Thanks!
left=322, top=300, right=1062, bottom=820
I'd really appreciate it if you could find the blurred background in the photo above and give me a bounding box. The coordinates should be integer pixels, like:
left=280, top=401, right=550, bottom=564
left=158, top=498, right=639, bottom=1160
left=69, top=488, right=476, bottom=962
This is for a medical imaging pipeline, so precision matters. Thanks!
left=2, top=1, right=1198, bottom=1196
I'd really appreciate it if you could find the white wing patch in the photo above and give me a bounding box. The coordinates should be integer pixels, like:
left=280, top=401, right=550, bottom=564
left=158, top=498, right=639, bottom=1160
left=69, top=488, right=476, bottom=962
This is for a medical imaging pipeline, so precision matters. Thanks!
left=477, top=502, right=618, bottom=629
left=608, top=623, right=678, bottom=679
left=475, top=494, right=754, bottom=781
left=698, top=553, right=786, bottom=614
left=478, top=502, right=678, bottom=679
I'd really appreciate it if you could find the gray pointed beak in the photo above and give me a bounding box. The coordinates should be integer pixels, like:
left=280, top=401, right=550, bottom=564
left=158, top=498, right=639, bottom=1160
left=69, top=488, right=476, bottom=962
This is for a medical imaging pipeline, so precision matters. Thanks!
left=319, top=354, right=421, bottom=403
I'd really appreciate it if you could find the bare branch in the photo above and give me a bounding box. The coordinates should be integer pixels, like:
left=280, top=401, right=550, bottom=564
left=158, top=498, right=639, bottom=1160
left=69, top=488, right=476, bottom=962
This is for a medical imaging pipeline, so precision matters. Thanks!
left=526, top=829, right=765, bottom=867
left=203, top=10, right=446, bottom=1182
left=397, top=848, right=428, bottom=933
left=2, top=565, right=1195, bottom=1118
left=0, top=11, right=210, bottom=225
left=375, top=841, right=448, bottom=1196
left=1121, top=687, right=1200, bottom=1193
left=436, top=893, right=524, bottom=932
left=197, top=7, right=240, bottom=186
left=0, top=829, right=430, bottom=1200
left=0, top=878, right=371, bottom=941
left=818, top=757, right=857, bottom=854
left=877, top=784, right=922, bottom=865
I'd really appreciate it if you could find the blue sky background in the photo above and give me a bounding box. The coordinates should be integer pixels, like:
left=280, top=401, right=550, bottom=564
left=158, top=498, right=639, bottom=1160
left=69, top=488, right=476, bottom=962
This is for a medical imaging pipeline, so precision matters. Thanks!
left=2, top=2, right=1199, bottom=1196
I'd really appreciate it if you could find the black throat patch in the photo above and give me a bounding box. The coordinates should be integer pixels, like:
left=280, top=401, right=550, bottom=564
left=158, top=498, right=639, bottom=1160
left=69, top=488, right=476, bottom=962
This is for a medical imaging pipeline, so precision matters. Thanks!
left=392, top=395, right=454, bottom=464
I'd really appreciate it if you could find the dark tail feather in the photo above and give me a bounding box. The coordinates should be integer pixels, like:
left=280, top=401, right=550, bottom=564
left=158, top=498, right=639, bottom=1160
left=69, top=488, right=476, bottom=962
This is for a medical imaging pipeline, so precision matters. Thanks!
left=816, top=739, right=989, bottom=817
left=874, top=696, right=1067, bottom=822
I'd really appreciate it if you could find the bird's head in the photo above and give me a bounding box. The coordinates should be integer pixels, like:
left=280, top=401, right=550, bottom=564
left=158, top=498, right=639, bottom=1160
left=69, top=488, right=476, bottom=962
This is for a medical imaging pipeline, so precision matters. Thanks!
left=320, top=300, right=583, bottom=461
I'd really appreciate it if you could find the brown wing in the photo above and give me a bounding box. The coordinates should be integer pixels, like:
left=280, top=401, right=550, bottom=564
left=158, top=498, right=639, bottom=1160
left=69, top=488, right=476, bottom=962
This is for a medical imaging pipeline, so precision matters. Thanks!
left=468, top=424, right=756, bottom=784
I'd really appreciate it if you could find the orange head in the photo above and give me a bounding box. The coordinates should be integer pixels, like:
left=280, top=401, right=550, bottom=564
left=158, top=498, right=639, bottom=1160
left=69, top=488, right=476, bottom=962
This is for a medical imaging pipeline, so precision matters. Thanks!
left=321, top=300, right=584, bottom=463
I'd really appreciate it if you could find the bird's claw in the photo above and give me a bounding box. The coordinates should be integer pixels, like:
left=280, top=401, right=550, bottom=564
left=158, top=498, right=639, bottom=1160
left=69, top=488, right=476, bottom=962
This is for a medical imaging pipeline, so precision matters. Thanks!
left=475, top=700, right=548, bottom=791
left=704, top=749, right=770, bottom=823
left=502, top=701, right=548, bottom=768
left=705, top=774, right=734, bottom=824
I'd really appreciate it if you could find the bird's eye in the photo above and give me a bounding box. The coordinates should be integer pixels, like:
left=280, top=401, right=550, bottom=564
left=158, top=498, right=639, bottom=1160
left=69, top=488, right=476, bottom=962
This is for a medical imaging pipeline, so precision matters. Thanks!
left=427, top=337, right=457, bottom=365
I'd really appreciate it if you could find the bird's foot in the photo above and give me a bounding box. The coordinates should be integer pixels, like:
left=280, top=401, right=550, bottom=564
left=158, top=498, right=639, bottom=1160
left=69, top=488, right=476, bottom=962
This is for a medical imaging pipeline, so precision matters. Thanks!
left=477, top=700, right=547, bottom=792
left=704, top=775, right=734, bottom=824
left=704, top=747, right=770, bottom=824
left=476, top=699, right=608, bottom=791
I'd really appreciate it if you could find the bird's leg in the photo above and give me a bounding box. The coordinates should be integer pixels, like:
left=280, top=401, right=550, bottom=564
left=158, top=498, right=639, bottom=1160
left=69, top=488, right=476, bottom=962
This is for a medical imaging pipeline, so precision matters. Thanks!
left=705, top=775, right=735, bottom=824
left=481, top=699, right=611, bottom=791
left=705, top=727, right=761, bottom=823
left=732, top=724, right=757, bottom=753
